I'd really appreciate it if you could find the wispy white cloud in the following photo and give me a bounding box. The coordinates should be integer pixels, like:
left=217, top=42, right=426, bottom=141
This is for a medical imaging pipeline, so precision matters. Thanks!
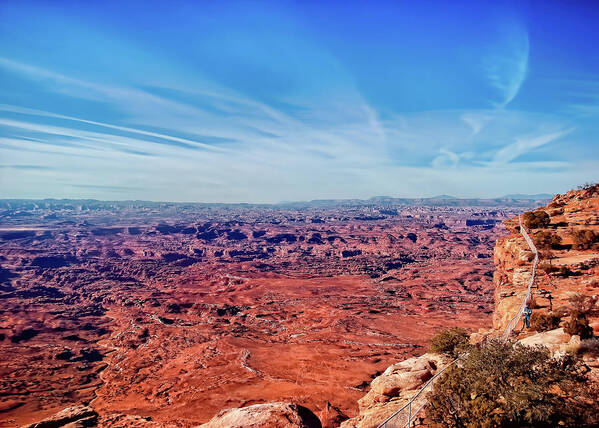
left=0, top=57, right=395, bottom=201
left=491, top=129, right=572, bottom=165
left=432, top=148, right=460, bottom=168
left=482, top=28, right=529, bottom=108
left=0, top=58, right=390, bottom=165
left=0, top=53, right=595, bottom=202
left=461, top=113, right=491, bottom=136
left=0, top=104, right=228, bottom=152
left=0, top=118, right=181, bottom=157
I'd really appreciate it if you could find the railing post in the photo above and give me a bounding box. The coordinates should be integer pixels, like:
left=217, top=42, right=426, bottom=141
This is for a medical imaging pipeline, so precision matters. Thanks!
left=408, top=402, right=412, bottom=427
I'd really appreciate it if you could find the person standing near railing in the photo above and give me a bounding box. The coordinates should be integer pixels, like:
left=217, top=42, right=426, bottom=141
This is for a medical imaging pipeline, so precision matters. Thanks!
left=523, top=305, right=532, bottom=329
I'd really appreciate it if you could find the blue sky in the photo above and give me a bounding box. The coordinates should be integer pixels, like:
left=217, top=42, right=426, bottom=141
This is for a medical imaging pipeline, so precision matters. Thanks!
left=0, top=0, right=598, bottom=202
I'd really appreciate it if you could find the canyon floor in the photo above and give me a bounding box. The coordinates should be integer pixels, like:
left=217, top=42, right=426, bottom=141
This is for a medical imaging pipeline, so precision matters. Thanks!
left=0, top=198, right=546, bottom=426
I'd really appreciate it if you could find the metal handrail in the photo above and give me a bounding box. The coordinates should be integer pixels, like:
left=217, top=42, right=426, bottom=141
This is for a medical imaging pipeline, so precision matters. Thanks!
left=377, top=216, right=538, bottom=428
left=502, top=217, right=538, bottom=340
left=376, top=353, right=464, bottom=427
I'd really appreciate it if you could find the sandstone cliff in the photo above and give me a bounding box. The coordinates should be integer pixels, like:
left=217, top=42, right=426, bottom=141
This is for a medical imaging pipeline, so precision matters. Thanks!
left=493, top=185, right=599, bottom=336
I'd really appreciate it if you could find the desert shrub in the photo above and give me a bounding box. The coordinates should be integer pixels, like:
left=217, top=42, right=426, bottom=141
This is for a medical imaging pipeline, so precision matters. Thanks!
left=553, top=305, right=571, bottom=317
left=557, top=266, right=576, bottom=277
left=539, top=262, right=558, bottom=274
left=523, top=210, right=551, bottom=229
left=427, top=340, right=599, bottom=427
left=568, top=293, right=598, bottom=315
left=577, top=182, right=599, bottom=191
left=539, top=249, right=553, bottom=259
left=530, top=311, right=561, bottom=332
left=577, top=338, right=599, bottom=357
left=528, top=296, right=541, bottom=309
left=429, top=327, right=471, bottom=359
left=571, top=229, right=599, bottom=250
left=564, top=310, right=594, bottom=339
left=534, top=230, right=562, bottom=249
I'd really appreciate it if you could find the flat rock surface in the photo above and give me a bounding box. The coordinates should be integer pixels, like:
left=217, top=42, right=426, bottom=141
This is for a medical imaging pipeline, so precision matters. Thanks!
left=198, top=402, right=321, bottom=428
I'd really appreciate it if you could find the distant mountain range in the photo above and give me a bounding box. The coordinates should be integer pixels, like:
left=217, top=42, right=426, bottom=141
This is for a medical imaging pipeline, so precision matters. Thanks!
left=500, top=193, right=554, bottom=200
left=0, top=193, right=554, bottom=211
left=427, top=195, right=459, bottom=199
left=371, top=193, right=552, bottom=201
left=424, top=194, right=552, bottom=200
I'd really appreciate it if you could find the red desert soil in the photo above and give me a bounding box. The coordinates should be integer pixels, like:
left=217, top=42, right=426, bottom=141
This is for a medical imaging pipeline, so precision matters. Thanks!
left=0, top=198, right=546, bottom=426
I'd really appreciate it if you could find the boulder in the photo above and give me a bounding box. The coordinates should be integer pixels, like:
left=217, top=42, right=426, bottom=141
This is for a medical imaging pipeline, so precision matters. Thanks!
left=23, top=405, right=97, bottom=428
left=517, top=328, right=570, bottom=353
left=198, top=402, right=322, bottom=428
left=96, top=413, right=162, bottom=427
left=341, top=353, right=449, bottom=428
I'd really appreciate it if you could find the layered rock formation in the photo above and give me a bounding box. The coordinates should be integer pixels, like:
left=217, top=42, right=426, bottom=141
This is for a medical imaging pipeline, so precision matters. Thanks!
left=198, top=402, right=321, bottom=428
left=493, top=185, right=599, bottom=336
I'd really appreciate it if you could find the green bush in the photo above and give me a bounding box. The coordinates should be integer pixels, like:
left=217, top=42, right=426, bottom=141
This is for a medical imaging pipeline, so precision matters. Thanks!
left=530, top=312, right=561, bottom=332
left=576, top=338, right=599, bottom=357
left=534, top=230, right=562, bottom=249
left=571, top=229, right=599, bottom=250
left=577, top=182, right=599, bottom=191
left=429, top=327, right=471, bottom=359
left=523, top=210, right=551, bottom=229
left=564, top=310, right=594, bottom=339
left=557, top=266, right=576, bottom=277
left=568, top=293, right=597, bottom=315
left=539, top=262, right=558, bottom=274
left=427, top=340, right=599, bottom=427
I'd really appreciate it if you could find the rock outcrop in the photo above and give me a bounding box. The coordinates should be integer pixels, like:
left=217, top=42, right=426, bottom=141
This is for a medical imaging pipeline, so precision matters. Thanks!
left=340, top=353, right=450, bottom=428
left=22, top=405, right=165, bottom=428
left=23, top=405, right=98, bottom=428
left=517, top=328, right=578, bottom=353
left=198, top=402, right=322, bottom=428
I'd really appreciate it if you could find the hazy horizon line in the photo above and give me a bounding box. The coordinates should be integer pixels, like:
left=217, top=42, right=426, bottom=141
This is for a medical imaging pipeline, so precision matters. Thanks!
left=0, top=193, right=555, bottom=206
